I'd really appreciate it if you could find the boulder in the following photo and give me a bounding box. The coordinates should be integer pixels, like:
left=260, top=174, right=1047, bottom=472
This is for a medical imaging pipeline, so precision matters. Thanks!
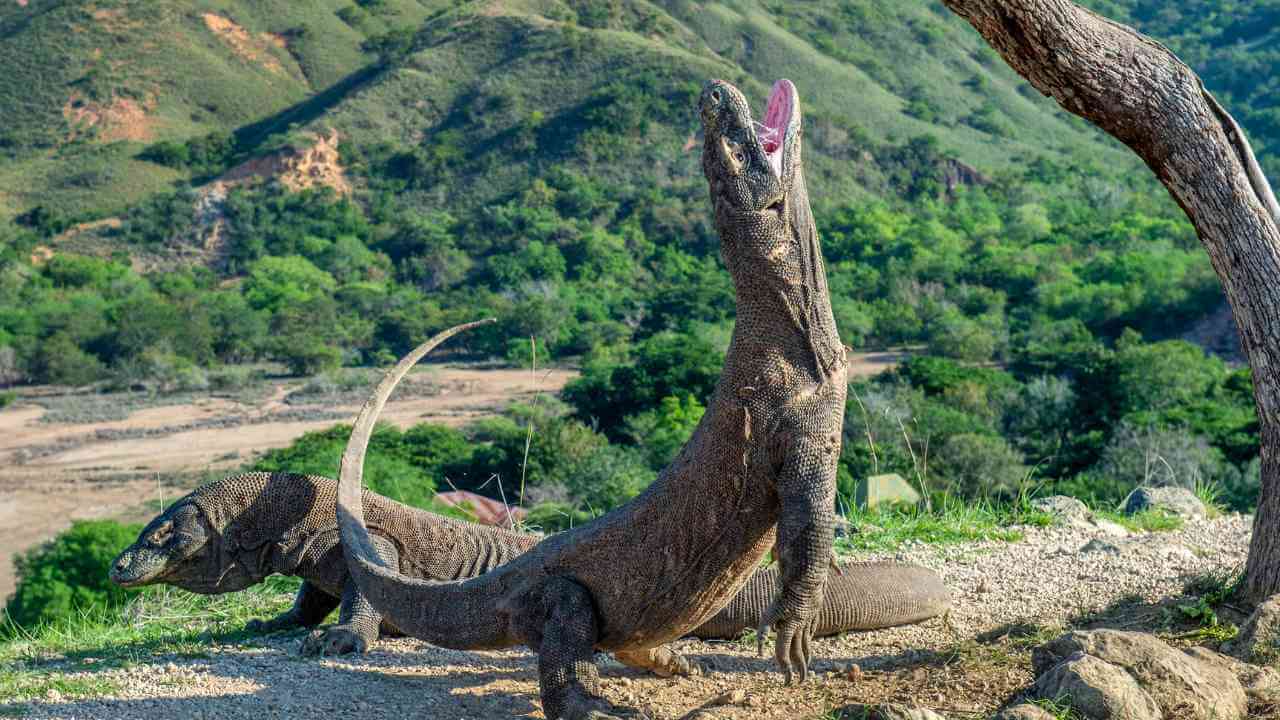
left=1031, top=495, right=1092, bottom=526
left=1224, top=594, right=1280, bottom=663
left=1184, top=645, right=1280, bottom=704
left=1122, top=486, right=1205, bottom=519
left=1033, top=629, right=1246, bottom=720
left=991, top=705, right=1057, bottom=720
left=1033, top=652, right=1161, bottom=720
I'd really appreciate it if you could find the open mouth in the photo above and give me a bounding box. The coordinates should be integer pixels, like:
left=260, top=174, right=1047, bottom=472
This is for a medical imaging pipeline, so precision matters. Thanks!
left=755, top=79, right=795, bottom=178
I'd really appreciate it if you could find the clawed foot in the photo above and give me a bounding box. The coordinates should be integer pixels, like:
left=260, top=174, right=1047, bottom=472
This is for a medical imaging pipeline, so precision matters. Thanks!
left=757, top=603, right=817, bottom=685
left=300, top=625, right=371, bottom=656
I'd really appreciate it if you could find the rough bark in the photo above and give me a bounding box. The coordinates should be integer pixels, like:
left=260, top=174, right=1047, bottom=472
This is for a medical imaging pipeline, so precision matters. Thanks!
left=935, top=0, right=1280, bottom=601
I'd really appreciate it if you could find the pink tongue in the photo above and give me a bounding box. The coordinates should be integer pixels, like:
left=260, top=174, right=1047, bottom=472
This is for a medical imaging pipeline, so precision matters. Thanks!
left=761, top=80, right=793, bottom=156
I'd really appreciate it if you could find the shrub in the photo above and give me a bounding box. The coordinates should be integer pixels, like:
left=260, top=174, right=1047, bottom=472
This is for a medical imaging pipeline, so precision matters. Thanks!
left=562, top=331, right=721, bottom=438
left=931, top=432, right=1028, bottom=499
left=4, top=520, right=142, bottom=630
left=560, top=444, right=655, bottom=512
left=623, top=394, right=705, bottom=470
left=1096, top=422, right=1224, bottom=492
left=34, top=334, right=106, bottom=386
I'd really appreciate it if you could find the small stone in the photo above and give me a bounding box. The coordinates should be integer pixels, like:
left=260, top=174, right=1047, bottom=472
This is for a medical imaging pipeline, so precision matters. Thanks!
left=845, top=663, right=863, bottom=682
left=1080, top=538, right=1122, bottom=554
left=710, top=689, right=746, bottom=706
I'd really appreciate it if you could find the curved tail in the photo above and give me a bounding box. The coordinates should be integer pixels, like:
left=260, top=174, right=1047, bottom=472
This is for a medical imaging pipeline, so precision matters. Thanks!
left=691, top=561, right=950, bottom=639
left=336, top=320, right=515, bottom=650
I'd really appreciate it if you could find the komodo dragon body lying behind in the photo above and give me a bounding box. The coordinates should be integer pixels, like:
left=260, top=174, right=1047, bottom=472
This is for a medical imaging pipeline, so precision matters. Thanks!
left=111, top=472, right=950, bottom=660
left=334, top=79, right=854, bottom=719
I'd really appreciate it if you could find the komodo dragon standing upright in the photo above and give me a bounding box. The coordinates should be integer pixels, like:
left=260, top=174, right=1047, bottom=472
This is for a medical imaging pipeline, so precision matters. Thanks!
left=332, top=78, right=854, bottom=720
left=111, top=472, right=950, bottom=664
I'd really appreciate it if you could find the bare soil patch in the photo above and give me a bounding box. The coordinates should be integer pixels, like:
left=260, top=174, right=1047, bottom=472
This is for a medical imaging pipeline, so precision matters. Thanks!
left=201, top=13, right=288, bottom=76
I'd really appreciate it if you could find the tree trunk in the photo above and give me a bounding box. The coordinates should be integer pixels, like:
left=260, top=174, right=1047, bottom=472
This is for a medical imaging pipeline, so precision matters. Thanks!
left=935, top=0, right=1280, bottom=602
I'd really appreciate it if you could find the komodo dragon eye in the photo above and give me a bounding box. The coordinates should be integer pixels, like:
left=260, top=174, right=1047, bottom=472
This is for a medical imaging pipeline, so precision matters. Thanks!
left=147, top=521, right=173, bottom=545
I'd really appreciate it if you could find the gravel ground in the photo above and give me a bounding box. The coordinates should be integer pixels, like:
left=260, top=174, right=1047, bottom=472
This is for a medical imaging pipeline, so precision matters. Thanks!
left=13, top=515, right=1252, bottom=720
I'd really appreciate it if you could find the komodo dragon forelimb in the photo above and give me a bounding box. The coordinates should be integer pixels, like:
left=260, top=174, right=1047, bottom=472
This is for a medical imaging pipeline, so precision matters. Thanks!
left=113, top=473, right=949, bottom=662
left=333, top=79, right=855, bottom=719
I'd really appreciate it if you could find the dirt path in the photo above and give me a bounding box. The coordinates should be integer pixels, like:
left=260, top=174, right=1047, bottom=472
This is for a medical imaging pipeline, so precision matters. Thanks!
left=4, top=515, right=1252, bottom=719
left=0, top=364, right=575, bottom=598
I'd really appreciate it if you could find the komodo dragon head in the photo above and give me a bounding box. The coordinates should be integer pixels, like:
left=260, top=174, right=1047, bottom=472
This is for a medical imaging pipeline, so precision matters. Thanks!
left=699, top=77, right=802, bottom=216
left=110, top=499, right=229, bottom=592
left=699, top=77, right=844, bottom=381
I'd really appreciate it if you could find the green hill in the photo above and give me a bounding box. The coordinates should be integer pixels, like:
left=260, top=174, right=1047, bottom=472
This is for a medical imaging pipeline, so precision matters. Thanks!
left=0, top=0, right=1141, bottom=223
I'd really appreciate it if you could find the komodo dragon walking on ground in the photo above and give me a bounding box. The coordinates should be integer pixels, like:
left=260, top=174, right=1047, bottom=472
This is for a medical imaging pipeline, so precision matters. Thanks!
left=333, top=78, right=855, bottom=719
left=111, top=472, right=950, bottom=663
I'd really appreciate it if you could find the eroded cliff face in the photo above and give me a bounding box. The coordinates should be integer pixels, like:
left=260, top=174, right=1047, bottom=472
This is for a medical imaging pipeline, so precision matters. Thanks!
left=218, top=129, right=351, bottom=196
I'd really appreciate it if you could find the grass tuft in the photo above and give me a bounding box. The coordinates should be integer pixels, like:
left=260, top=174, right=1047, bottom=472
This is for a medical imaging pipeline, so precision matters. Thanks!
left=836, top=498, right=1026, bottom=554
left=1095, top=509, right=1184, bottom=533
left=0, top=577, right=300, bottom=669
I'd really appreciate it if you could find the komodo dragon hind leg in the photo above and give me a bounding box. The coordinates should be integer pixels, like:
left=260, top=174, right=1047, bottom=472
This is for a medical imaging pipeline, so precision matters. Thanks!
left=614, top=646, right=702, bottom=678
left=245, top=581, right=339, bottom=635
left=538, top=577, right=635, bottom=720
left=302, top=535, right=400, bottom=656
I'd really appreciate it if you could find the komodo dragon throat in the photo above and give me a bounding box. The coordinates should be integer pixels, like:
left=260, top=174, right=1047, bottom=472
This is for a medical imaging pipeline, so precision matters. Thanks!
left=335, top=79, right=849, bottom=720
left=111, top=472, right=950, bottom=660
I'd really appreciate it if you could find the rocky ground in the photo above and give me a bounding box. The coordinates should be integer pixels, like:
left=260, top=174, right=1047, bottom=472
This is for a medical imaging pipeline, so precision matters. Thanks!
left=5, top=512, right=1257, bottom=720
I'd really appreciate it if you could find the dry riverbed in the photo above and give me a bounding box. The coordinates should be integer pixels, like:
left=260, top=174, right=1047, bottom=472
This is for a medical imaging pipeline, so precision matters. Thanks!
left=5, top=514, right=1257, bottom=719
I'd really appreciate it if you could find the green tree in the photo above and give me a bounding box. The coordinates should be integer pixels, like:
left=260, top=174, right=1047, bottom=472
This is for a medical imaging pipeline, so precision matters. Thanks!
left=244, top=255, right=337, bottom=312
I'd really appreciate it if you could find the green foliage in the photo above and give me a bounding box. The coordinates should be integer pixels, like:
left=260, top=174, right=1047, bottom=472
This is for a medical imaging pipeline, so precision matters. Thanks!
left=1175, top=568, right=1244, bottom=641
left=251, top=423, right=466, bottom=509
left=624, top=394, right=705, bottom=470
left=4, top=521, right=142, bottom=631
left=563, top=332, right=722, bottom=438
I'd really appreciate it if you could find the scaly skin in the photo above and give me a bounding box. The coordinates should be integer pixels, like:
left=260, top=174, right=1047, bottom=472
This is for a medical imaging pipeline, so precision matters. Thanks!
left=334, top=78, right=848, bottom=720
left=112, top=472, right=950, bottom=659
left=111, top=471, right=537, bottom=656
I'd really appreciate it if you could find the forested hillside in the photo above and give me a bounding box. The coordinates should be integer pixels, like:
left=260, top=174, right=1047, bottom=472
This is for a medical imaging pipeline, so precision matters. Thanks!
left=0, top=0, right=1272, bottom=521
